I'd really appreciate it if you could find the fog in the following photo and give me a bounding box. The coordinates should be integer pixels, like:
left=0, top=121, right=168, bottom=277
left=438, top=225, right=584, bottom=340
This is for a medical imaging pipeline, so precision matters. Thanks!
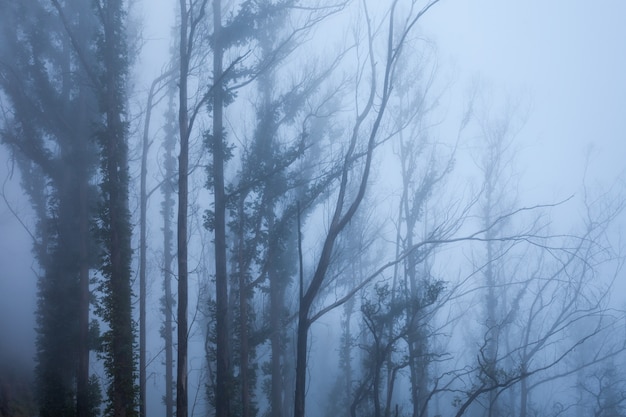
left=1, top=1, right=625, bottom=417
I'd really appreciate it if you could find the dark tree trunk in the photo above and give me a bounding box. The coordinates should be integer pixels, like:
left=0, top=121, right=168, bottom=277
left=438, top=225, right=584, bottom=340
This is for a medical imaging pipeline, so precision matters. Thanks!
left=177, top=1, right=190, bottom=417
left=294, top=310, right=310, bottom=417
left=138, top=78, right=152, bottom=417
left=162, top=87, right=177, bottom=417
left=269, top=258, right=286, bottom=417
left=76, top=2, right=92, bottom=411
left=77, top=131, right=91, bottom=417
left=99, top=1, right=135, bottom=416
left=237, top=200, right=250, bottom=417
left=213, top=1, right=230, bottom=416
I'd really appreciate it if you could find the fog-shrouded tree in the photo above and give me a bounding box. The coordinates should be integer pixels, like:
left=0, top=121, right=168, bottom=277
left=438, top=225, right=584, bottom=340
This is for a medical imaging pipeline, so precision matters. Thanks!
left=175, top=1, right=211, bottom=416
left=1, top=0, right=137, bottom=415
left=92, top=0, right=137, bottom=415
left=580, top=361, right=626, bottom=417
left=292, top=2, right=445, bottom=416
left=436, top=120, right=625, bottom=417
left=160, top=78, right=178, bottom=417
left=137, top=68, right=174, bottom=417
left=202, top=2, right=348, bottom=417
left=474, top=100, right=522, bottom=417
left=0, top=1, right=101, bottom=415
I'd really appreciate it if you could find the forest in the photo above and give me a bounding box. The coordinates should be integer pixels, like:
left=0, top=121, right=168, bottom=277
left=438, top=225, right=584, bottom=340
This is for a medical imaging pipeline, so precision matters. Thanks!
left=0, top=1, right=625, bottom=417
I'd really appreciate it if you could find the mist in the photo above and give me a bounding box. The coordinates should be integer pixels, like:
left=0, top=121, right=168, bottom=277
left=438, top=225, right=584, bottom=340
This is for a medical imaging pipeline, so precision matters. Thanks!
left=1, top=1, right=625, bottom=417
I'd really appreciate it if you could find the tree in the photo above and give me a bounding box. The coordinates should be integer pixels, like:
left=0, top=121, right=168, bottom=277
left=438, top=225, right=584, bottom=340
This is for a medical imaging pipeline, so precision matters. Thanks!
left=203, top=3, right=347, bottom=416
left=93, top=0, right=137, bottom=415
left=228, top=8, right=347, bottom=416
left=293, top=2, right=442, bottom=416
left=474, top=99, right=522, bottom=417
left=160, top=79, right=178, bottom=417
left=350, top=280, right=444, bottom=417
left=175, top=1, right=209, bottom=417
left=390, top=52, right=455, bottom=417
left=582, top=362, right=626, bottom=417
left=210, top=3, right=229, bottom=416
left=0, top=1, right=100, bottom=415
left=138, top=69, right=173, bottom=417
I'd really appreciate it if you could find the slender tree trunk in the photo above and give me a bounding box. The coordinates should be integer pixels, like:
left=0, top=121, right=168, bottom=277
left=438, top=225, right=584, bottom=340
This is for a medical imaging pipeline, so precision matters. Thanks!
left=138, top=78, right=153, bottom=417
left=269, top=265, right=284, bottom=417
left=294, top=312, right=309, bottom=417
left=268, top=211, right=285, bottom=417
left=76, top=23, right=91, bottom=417
left=77, top=156, right=90, bottom=417
left=237, top=198, right=250, bottom=417
left=164, top=200, right=175, bottom=417
left=213, top=1, right=230, bottom=416
left=163, top=88, right=176, bottom=417
left=139, top=72, right=169, bottom=417
left=373, top=347, right=381, bottom=417
left=343, top=300, right=354, bottom=413
left=76, top=150, right=90, bottom=417
left=484, top=174, right=499, bottom=417
left=520, top=362, right=528, bottom=417
left=177, top=1, right=190, bottom=417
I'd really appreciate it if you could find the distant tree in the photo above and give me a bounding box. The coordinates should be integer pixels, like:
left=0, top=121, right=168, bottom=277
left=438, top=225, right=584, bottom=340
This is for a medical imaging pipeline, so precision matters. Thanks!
left=203, top=2, right=347, bottom=416
left=293, top=2, right=443, bottom=416
left=138, top=69, right=173, bottom=417
left=350, top=280, right=444, bottom=417
left=582, top=363, right=626, bottom=417
left=229, top=13, right=347, bottom=417
left=160, top=80, right=178, bottom=417
left=390, top=54, right=455, bottom=417
left=446, top=168, right=625, bottom=417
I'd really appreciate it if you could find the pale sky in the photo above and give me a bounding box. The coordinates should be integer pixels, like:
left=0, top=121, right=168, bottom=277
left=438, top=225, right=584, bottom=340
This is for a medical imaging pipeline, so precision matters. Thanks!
left=423, top=0, right=626, bottom=196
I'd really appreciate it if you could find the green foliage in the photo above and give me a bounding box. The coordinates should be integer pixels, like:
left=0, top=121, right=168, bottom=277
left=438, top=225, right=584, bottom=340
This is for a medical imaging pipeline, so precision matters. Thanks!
left=92, top=0, right=137, bottom=415
left=87, top=375, right=103, bottom=417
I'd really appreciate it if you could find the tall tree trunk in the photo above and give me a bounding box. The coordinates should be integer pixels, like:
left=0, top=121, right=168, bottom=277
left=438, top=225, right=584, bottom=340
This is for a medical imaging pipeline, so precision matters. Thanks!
left=76, top=124, right=91, bottom=417
left=138, top=78, right=152, bottom=417
left=268, top=209, right=285, bottom=417
left=212, top=1, right=230, bottom=416
left=98, top=0, right=135, bottom=415
left=484, top=164, right=499, bottom=417
left=237, top=200, right=250, bottom=417
left=294, top=310, right=309, bottom=417
left=163, top=87, right=177, bottom=417
left=101, top=0, right=135, bottom=413
left=269, top=265, right=284, bottom=417
left=177, top=1, right=190, bottom=417
left=77, top=175, right=90, bottom=417
left=76, top=2, right=92, bottom=411
left=139, top=71, right=170, bottom=417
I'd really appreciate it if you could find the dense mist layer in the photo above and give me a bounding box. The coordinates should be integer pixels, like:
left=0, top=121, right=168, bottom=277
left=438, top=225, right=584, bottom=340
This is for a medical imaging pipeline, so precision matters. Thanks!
left=1, top=1, right=625, bottom=417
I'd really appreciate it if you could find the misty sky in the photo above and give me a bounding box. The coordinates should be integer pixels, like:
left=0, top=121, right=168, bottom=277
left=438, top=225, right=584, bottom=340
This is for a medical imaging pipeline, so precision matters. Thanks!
left=423, top=0, right=626, bottom=193
left=1, top=0, right=625, bottom=381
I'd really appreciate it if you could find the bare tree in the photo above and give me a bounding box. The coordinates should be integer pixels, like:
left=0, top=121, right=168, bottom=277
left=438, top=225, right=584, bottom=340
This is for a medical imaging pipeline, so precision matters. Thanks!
left=293, top=2, right=442, bottom=416
left=176, top=1, right=209, bottom=417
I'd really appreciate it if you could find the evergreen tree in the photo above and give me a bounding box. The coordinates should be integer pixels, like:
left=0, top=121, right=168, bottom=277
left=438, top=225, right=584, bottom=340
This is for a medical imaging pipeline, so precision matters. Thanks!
left=92, top=0, right=137, bottom=415
left=0, top=1, right=100, bottom=415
